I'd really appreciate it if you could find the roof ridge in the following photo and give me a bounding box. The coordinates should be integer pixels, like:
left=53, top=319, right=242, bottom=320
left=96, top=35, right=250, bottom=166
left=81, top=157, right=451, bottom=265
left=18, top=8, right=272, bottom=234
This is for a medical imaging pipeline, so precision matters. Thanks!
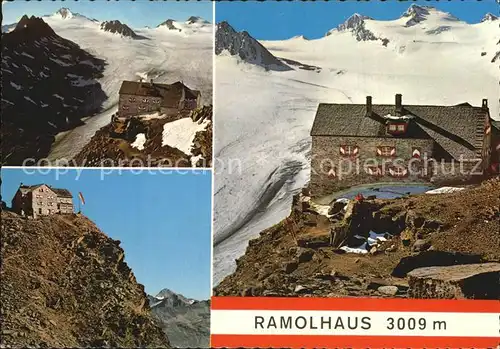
left=318, top=102, right=485, bottom=109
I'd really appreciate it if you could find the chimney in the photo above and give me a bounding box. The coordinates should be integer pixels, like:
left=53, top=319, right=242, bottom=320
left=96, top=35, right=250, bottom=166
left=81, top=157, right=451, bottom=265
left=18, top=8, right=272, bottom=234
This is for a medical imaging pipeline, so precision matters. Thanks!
left=482, top=99, right=488, bottom=109
left=150, top=79, right=154, bottom=85
left=366, top=96, right=372, bottom=116
left=395, top=94, right=402, bottom=114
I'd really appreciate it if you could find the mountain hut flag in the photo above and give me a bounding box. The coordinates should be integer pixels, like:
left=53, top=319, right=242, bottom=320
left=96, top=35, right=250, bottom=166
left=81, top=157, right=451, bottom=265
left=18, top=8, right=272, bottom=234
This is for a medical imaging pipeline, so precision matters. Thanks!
left=78, top=192, right=85, bottom=205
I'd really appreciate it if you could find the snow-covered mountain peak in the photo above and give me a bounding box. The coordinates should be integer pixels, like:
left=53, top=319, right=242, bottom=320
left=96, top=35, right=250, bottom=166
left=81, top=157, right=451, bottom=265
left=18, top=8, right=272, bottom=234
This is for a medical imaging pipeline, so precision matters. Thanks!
left=48, top=7, right=96, bottom=22
left=289, top=34, right=309, bottom=41
left=401, top=4, right=459, bottom=27
left=337, top=13, right=373, bottom=31
left=481, top=13, right=499, bottom=22
left=54, top=7, right=74, bottom=19
left=326, top=13, right=381, bottom=42
left=186, top=16, right=210, bottom=25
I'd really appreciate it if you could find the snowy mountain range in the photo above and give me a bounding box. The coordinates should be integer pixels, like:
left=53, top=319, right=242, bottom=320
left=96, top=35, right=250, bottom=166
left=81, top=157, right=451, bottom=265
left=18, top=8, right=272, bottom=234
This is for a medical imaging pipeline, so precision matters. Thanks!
left=213, top=4, right=500, bottom=285
left=1, top=7, right=213, bottom=163
left=148, top=289, right=209, bottom=348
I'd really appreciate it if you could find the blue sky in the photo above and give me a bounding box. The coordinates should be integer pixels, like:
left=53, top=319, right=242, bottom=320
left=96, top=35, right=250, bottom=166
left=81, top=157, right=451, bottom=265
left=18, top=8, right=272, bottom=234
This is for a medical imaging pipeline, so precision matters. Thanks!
left=216, top=0, right=499, bottom=40
left=2, top=0, right=213, bottom=27
left=1, top=168, right=212, bottom=300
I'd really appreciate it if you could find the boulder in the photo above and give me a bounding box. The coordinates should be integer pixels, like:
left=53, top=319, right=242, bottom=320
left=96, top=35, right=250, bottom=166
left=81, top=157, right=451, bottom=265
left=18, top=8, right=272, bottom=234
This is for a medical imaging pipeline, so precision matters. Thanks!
left=408, top=263, right=500, bottom=299
left=377, top=285, right=399, bottom=296
left=283, top=261, right=298, bottom=274
left=412, top=239, right=431, bottom=252
left=296, top=248, right=314, bottom=263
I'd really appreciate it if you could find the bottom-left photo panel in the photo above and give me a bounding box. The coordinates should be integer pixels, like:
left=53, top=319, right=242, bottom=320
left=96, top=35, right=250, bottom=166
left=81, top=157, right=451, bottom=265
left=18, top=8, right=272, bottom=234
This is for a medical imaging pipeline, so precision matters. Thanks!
left=0, top=167, right=212, bottom=349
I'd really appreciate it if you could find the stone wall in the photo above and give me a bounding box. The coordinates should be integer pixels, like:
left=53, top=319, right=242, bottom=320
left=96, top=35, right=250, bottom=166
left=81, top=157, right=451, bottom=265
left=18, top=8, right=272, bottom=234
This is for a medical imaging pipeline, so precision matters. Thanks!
left=119, top=94, right=163, bottom=117
left=310, top=136, right=434, bottom=197
left=30, top=185, right=59, bottom=218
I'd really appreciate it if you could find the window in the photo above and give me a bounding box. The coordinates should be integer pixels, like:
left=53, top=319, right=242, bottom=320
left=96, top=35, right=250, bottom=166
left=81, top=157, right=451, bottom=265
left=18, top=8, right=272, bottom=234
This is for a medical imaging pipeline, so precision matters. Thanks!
left=122, top=105, right=129, bottom=110
left=153, top=99, right=160, bottom=104
left=389, top=166, right=408, bottom=177
left=366, top=166, right=382, bottom=176
left=340, top=145, right=359, bottom=157
left=377, top=146, right=396, bottom=157
left=128, top=97, right=136, bottom=103
left=39, top=208, right=42, bottom=214
left=387, top=122, right=407, bottom=134
left=142, top=98, right=149, bottom=103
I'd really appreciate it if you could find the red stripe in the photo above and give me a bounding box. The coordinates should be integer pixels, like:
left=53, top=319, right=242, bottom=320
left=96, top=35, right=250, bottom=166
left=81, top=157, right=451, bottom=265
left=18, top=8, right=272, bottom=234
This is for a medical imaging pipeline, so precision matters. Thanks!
left=211, top=297, right=500, bottom=313
left=211, top=334, right=499, bottom=348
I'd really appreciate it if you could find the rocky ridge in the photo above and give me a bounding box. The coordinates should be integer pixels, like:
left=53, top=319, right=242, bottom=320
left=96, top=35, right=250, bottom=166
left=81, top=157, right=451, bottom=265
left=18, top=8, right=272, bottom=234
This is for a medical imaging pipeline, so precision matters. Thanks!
left=0, top=211, right=170, bottom=348
left=402, top=4, right=459, bottom=27
left=215, top=21, right=292, bottom=71
left=215, top=178, right=500, bottom=299
left=1, top=15, right=107, bottom=165
left=100, top=20, right=145, bottom=39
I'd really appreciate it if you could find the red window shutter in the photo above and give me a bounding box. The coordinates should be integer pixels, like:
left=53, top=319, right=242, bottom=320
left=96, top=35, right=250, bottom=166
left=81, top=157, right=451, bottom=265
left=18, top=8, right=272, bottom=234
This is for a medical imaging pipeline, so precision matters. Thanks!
left=352, top=146, right=359, bottom=156
left=412, top=148, right=421, bottom=158
left=485, top=124, right=491, bottom=135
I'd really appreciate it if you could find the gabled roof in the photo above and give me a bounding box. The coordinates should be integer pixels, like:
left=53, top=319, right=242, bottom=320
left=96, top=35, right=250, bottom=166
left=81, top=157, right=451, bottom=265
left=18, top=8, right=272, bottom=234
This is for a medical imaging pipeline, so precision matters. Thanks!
left=118, top=81, right=200, bottom=108
left=311, top=103, right=489, bottom=160
left=19, top=184, right=44, bottom=194
left=18, top=184, right=73, bottom=198
left=51, top=188, right=73, bottom=198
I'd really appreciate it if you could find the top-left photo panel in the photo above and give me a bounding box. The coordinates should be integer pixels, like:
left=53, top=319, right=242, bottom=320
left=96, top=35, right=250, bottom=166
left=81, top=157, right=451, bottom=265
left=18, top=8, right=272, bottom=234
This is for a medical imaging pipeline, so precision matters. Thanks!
left=1, top=0, right=213, bottom=168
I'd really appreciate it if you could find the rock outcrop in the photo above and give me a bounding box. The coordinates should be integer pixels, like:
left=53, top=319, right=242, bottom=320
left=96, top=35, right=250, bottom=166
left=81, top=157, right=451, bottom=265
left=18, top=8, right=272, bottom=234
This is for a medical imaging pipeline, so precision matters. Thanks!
left=481, top=13, right=499, bottom=22
left=100, top=20, right=145, bottom=39
left=401, top=4, right=458, bottom=27
left=1, top=15, right=107, bottom=165
left=0, top=211, right=170, bottom=348
left=215, top=21, right=291, bottom=71
left=191, top=105, right=213, bottom=167
left=325, top=13, right=389, bottom=45
left=408, top=263, right=500, bottom=299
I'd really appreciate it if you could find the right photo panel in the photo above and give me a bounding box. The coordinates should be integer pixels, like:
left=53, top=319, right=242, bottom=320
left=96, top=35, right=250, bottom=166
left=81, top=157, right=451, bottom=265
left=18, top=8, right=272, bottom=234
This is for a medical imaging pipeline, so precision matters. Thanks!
left=212, top=1, right=499, bottom=348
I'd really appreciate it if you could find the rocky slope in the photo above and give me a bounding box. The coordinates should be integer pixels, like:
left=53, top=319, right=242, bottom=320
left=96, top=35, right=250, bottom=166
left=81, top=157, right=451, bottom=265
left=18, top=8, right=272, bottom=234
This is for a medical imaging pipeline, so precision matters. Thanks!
left=215, top=21, right=291, bottom=71
left=0, top=211, right=170, bottom=348
left=100, top=20, right=145, bottom=39
left=73, top=106, right=212, bottom=167
left=148, top=289, right=210, bottom=348
left=191, top=105, right=213, bottom=168
left=1, top=15, right=107, bottom=165
left=215, top=178, right=500, bottom=299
